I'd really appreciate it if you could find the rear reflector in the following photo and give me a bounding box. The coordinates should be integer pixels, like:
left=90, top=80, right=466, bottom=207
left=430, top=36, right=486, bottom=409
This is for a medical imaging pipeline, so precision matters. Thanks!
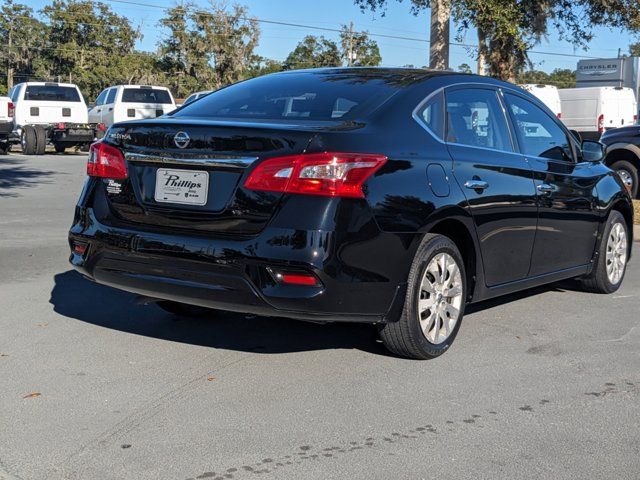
left=87, top=141, right=128, bottom=179
left=244, top=152, right=387, bottom=198
left=281, top=273, right=318, bottom=286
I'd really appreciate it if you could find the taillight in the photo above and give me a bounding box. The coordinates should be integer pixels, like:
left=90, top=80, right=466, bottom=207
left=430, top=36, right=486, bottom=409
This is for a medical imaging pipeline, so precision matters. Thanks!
left=244, top=152, right=387, bottom=198
left=57, top=122, right=66, bottom=130
left=87, top=141, right=127, bottom=179
left=97, top=123, right=107, bottom=132
left=598, top=114, right=604, bottom=133
left=556, top=112, right=562, bottom=119
left=634, top=115, right=638, bottom=124
left=7, top=102, right=14, bottom=118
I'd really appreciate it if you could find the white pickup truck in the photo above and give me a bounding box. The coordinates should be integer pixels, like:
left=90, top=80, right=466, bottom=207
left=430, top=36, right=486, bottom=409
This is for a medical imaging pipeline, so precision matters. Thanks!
left=0, top=96, right=13, bottom=154
left=88, top=85, right=176, bottom=127
left=8, top=82, right=105, bottom=154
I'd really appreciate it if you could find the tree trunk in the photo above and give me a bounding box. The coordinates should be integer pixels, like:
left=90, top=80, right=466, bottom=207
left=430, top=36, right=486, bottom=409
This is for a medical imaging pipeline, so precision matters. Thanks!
left=477, top=28, right=487, bottom=76
left=429, top=0, right=450, bottom=70
left=7, top=26, right=13, bottom=90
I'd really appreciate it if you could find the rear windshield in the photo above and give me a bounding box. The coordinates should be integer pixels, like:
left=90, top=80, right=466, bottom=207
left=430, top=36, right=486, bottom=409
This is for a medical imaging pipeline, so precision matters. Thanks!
left=24, top=85, right=81, bottom=102
left=171, top=72, right=403, bottom=121
left=122, top=88, right=173, bottom=104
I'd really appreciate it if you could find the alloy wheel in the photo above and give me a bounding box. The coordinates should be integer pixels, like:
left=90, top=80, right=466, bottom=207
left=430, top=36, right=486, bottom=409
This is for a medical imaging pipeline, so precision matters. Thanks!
left=617, top=169, right=634, bottom=192
left=417, top=253, right=463, bottom=344
left=606, top=222, right=627, bottom=285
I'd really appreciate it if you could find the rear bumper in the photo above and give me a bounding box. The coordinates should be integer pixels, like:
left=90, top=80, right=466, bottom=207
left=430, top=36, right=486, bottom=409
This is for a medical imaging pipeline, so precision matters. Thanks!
left=68, top=208, right=410, bottom=323
left=0, top=121, right=12, bottom=136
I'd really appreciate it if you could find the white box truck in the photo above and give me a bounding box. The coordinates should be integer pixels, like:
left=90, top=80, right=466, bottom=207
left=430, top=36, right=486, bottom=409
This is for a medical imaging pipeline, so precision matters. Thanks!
left=558, top=86, right=637, bottom=140
left=520, top=84, right=562, bottom=119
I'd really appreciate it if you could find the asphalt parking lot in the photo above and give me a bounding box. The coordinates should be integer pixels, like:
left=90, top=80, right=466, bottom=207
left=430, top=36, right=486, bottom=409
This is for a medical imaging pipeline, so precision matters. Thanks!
left=1, top=152, right=639, bottom=480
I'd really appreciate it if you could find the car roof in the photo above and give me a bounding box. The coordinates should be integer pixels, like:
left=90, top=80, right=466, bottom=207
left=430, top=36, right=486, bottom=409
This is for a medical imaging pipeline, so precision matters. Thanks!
left=19, top=82, right=80, bottom=88
left=114, top=85, right=171, bottom=90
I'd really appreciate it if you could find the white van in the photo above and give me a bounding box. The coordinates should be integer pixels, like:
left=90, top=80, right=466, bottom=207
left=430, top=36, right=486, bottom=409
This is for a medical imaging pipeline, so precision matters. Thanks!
left=519, top=84, right=562, bottom=119
left=8, top=82, right=103, bottom=154
left=559, top=86, right=637, bottom=140
left=88, top=85, right=176, bottom=127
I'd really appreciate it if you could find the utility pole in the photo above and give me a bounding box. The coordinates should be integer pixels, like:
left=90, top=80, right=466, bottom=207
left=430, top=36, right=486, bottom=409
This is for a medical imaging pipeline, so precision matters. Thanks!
left=347, top=21, right=354, bottom=67
left=429, top=0, right=450, bottom=70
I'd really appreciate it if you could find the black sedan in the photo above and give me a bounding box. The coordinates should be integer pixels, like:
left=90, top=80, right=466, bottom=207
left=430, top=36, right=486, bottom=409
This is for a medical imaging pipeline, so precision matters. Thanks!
left=69, top=68, right=634, bottom=359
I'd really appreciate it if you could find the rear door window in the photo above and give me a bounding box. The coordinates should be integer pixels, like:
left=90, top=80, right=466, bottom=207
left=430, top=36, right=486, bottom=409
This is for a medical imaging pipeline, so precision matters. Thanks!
left=445, top=88, right=512, bottom=152
left=24, top=85, right=81, bottom=102
left=505, top=93, right=574, bottom=162
left=121, top=88, right=172, bottom=104
left=416, top=91, right=444, bottom=140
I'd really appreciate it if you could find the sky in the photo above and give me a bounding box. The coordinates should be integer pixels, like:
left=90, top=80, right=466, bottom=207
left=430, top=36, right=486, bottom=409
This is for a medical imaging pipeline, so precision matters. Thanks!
left=23, top=0, right=638, bottom=73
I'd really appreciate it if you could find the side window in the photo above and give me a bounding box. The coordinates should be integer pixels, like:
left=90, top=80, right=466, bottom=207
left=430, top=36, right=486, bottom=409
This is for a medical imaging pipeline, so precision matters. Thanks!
left=445, top=88, right=512, bottom=152
left=105, top=88, right=117, bottom=104
left=417, top=91, right=444, bottom=140
left=505, top=93, right=573, bottom=162
left=9, top=86, right=20, bottom=103
left=95, top=90, right=108, bottom=106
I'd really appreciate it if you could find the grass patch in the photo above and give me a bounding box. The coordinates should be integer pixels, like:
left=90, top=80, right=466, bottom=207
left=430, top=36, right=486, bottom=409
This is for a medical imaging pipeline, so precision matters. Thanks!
left=634, top=199, right=640, bottom=225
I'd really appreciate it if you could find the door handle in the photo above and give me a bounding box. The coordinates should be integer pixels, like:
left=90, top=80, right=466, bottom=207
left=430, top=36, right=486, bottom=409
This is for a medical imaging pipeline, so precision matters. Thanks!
left=96, top=108, right=101, bottom=112
left=108, top=107, right=113, bottom=112
left=537, top=183, right=554, bottom=193
left=464, top=179, right=489, bottom=190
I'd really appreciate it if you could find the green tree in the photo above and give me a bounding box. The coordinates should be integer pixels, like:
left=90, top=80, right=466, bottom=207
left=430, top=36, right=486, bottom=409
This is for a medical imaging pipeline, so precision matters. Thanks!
left=0, top=0, right=48, bottom=91
left=354, top=0, right=450, bottom=69
left=457, top=63, right=472, bottom=73
left=339, top=24, right=381, bottom=66
left=40, top=0, right=142, bottom=97
left=283, top=35, right=341, bottom=70
left=630, top=42, right=640, bottom=56
left=158, top=2, right=260, bottom=97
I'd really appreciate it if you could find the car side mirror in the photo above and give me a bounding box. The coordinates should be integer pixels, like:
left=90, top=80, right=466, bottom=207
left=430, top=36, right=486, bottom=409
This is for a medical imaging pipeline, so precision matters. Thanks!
left=582, top=140, right=605, bottom=163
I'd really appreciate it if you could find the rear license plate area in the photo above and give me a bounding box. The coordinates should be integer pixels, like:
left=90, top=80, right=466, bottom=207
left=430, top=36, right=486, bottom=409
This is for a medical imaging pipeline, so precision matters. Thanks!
left=154, top=168, right=209, bottom=206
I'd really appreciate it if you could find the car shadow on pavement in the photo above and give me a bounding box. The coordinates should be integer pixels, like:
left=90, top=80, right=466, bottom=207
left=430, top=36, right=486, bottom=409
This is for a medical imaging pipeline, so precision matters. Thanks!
left=50, top=270, right=578, bottom=357
left=49, top=270, right=389, bottom=356
left=0, top=157, right=55, bottom=197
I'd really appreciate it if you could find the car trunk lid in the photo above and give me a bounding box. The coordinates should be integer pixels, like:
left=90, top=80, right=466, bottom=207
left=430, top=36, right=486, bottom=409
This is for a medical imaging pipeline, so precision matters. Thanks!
left=95, top=119, right=327, bottom=236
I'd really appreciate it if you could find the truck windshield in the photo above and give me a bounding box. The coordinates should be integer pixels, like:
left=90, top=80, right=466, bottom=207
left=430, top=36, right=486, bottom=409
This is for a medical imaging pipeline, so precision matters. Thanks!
left=122, top=88, right=173, bottom=104
left=24, top=85, right=81, bottom=102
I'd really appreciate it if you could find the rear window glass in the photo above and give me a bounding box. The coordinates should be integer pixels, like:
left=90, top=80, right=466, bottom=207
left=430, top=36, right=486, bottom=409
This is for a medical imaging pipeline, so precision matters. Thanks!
left=122, top=88, right=173, bottom=104
left=172, top=72, right=402, bottom=121
left=24, top=85, right=81, bottom=102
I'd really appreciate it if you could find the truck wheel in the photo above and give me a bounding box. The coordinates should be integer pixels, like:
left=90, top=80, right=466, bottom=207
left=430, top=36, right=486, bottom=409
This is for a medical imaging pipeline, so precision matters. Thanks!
left=34, top=125, right=47, bottom=155
left=378, top=234, right=466, bottom=359
left=21, top=126, right=37, bottom=155
left=54, top=143, right=66, bottom=154
left=79, top=143, right=90, bottom=152
left=0, top=141, right=8, bottom=155
left=610, top=159, right=638, bottom=198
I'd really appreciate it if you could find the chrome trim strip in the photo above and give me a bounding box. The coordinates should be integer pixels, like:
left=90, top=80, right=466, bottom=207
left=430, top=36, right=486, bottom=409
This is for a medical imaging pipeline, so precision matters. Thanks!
left=124, top=152, right=257, bottom=168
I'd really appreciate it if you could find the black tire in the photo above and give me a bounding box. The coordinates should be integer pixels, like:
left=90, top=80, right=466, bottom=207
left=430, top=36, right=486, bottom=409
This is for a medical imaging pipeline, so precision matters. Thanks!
left=79, top=143, right=90, bottom=152
left=379, top=234, right=466, bottom=359
left=34, top=125, right=47, bottom=155
left=54, top=143, right=66, bottom=154
left=156, top=300, right=216, bottom=317
left=580, top=210, right=629, bottom=294
left=0, top=141, right=8, bottom=155
left=21, top=126, right=37, bottom=155
left=610, top=159, right=639, bottom=198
